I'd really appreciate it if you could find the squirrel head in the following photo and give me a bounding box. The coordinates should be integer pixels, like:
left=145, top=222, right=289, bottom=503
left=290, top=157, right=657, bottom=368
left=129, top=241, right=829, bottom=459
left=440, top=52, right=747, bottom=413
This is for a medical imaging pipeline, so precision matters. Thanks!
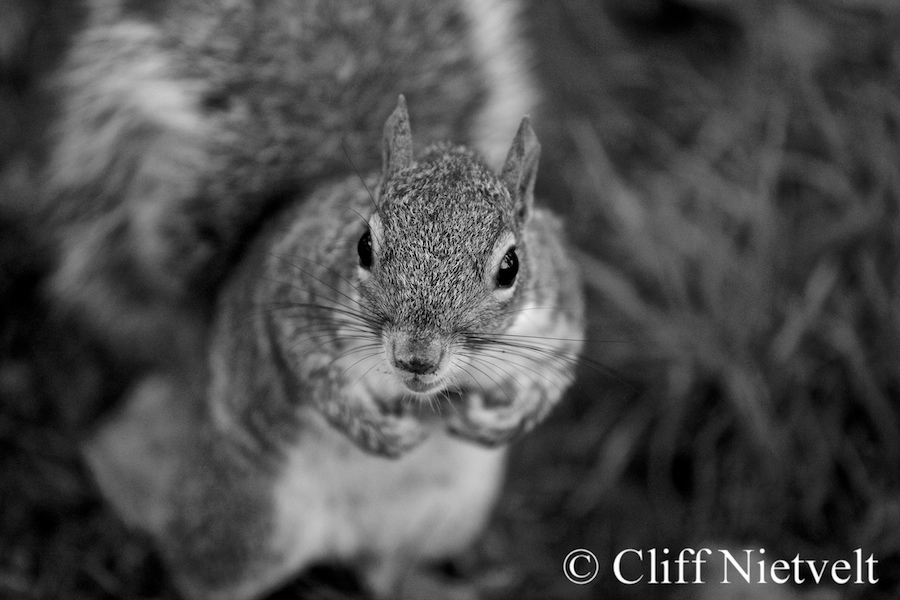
left=355, top=95, right=541, bottom=395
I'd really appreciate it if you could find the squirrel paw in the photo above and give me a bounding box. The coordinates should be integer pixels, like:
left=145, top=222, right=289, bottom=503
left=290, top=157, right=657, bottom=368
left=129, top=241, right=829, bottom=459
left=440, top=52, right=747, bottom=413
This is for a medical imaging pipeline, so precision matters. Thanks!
left=445, top=388, right=551, bottom=448
left=312, top=368, right=432, bottom=457
left=318, top=400, right=430, bottom=458
left=362, top=412, right=431, bottom=458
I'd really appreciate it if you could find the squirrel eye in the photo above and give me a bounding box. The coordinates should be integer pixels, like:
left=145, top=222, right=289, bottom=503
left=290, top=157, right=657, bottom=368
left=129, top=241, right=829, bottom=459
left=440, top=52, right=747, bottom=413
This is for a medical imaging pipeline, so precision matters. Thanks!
left=495, top=247, right=518, bottom=288
left=358, top=229, right=373, bottom=269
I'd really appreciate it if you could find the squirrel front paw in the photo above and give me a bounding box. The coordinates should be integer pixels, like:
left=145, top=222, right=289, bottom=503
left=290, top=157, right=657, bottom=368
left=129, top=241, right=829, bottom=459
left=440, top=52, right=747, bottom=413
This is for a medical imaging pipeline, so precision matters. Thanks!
left=445, top=386, right=553, bottom=448
left=358, top=411, right=430, bottom=458
left=312, top=376, right=430, bottom=457
left=319, top=402, right=430, bottom=458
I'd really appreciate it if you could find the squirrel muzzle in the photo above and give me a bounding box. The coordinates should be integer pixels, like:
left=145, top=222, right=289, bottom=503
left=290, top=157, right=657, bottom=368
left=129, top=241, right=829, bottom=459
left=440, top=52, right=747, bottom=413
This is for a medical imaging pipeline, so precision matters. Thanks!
left=387, top=329, right=447, bottom=392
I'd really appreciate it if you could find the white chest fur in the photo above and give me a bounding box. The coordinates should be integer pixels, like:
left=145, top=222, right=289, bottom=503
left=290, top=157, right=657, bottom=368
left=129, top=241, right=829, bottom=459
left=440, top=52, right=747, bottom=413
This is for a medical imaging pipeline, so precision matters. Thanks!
left=272, top=410, right=507, bottom=576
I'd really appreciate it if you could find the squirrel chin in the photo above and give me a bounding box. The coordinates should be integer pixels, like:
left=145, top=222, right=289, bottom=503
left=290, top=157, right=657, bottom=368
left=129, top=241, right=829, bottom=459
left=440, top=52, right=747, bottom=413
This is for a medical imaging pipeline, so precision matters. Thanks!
left=397, top=375, right=445, bottom=395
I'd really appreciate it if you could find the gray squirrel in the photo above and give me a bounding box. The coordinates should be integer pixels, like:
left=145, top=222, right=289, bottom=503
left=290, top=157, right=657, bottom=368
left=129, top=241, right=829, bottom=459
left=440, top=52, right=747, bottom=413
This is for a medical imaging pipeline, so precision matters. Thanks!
left=86, top=95, right=585, bottom=599
left=30, top=0, right=586, bottom=598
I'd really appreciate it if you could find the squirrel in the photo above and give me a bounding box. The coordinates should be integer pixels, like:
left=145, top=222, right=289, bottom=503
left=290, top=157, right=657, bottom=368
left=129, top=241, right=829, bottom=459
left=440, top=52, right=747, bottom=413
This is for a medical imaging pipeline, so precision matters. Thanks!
left=15, top=0, right=586, bottom=598
left=84, top=97, right=586, bottom=599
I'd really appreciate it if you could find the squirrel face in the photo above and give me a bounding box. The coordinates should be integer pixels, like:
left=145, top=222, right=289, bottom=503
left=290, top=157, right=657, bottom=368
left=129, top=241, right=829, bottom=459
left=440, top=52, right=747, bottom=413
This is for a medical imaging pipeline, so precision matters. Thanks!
left=355, top=96, right=540, bottom=395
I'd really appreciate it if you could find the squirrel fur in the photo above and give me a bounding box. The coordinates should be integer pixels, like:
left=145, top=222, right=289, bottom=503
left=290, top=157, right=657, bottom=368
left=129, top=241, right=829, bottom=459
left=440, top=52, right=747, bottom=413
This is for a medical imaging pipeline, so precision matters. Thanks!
left=23, top=1, right=587, bottom=598
left=86, top=96, right=585, bottom=599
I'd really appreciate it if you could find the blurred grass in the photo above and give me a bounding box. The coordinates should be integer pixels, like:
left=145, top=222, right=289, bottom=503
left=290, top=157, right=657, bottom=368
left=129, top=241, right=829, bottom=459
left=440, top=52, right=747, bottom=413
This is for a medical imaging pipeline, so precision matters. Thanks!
left=3, top=1, right=900, bottom=599
left=496, top=1, right=900, bottom=599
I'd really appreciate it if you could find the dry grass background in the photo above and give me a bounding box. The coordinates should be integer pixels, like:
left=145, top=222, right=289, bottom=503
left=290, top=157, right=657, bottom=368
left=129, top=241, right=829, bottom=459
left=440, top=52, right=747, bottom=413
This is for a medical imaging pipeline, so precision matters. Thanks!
left=2, top=1, right=900, bottom=599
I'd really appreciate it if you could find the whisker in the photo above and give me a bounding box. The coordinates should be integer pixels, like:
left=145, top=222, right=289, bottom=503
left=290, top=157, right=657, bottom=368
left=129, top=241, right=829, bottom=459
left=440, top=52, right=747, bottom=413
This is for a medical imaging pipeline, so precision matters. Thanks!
left=466, top=336, right=574, bottom=370
left=257, top=271, right=380, bottom=326
left=258, top=255, right=381, bottom=324
left=446, top=355, right=485, bottom=397
left=471, top=349, right=571, bottom=398
left=284, top=331, right=379, bottom=356
left=239, top=302, right=375, bottom=330
left=479, top=337, right=635, bottom=391
left=328, top=343, right=384, bottom=373
left=262, top=301, right=381, bottom=331
left=222, top=306, right=373, bottom=343
left=458, top=356, right=517, bottom=406
left=349, top=355, right=389, bottom=391
left=485, top=329, right=627, bottom=345
left=342, top=139, right=380, bottom=215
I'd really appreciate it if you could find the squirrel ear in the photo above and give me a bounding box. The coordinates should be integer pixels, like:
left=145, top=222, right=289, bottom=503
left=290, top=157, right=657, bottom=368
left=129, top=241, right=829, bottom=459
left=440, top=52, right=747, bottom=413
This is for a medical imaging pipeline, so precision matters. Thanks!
left=500, top=116, right=540, bottom=222
left=382, top=95, right=413, bottom=181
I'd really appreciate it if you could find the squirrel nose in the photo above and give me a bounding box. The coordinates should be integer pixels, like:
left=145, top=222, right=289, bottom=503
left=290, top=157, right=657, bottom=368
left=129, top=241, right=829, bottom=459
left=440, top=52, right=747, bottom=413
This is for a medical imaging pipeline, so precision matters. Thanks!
left=391, top=333, right=443, bottom=376
left=394, top=356, right=438, bottom=375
